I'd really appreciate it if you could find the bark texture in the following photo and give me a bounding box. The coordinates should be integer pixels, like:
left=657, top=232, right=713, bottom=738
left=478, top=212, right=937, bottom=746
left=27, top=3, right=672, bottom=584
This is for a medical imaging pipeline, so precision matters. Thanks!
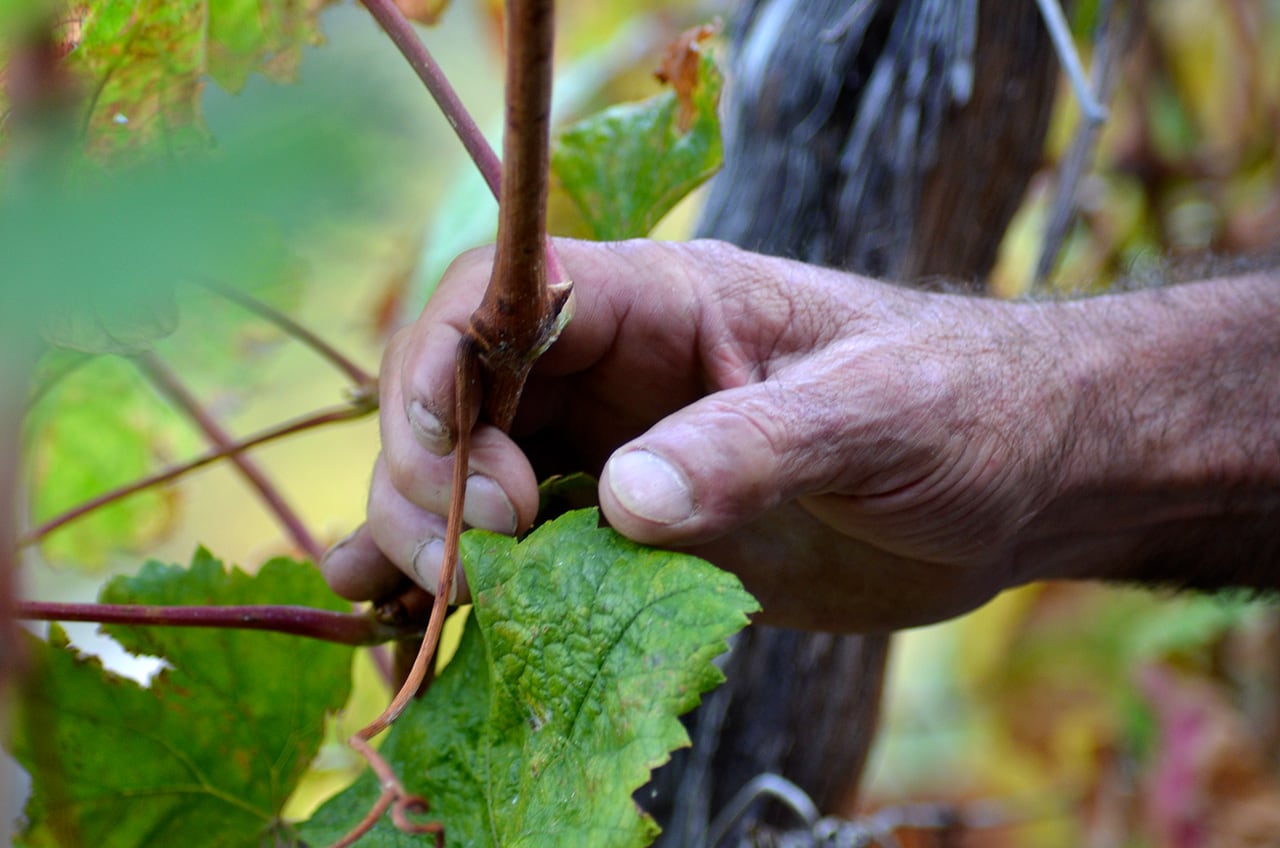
left=647, top=1, right=1060, bottom=844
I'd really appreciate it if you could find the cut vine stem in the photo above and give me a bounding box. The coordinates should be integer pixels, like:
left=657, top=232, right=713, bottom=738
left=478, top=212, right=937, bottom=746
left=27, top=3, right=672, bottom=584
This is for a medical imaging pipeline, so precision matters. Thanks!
left=330, top=0, right=570, bottom=843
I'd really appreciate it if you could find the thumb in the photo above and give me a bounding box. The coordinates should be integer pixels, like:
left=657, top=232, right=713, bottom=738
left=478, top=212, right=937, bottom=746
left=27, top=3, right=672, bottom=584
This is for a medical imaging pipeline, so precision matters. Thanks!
left=599, top=380, right=841, bottom=545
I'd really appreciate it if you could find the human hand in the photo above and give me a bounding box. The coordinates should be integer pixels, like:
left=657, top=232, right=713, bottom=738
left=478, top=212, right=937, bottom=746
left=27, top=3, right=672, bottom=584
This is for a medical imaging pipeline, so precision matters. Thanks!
left=322, top=238, right=1088, bottom=632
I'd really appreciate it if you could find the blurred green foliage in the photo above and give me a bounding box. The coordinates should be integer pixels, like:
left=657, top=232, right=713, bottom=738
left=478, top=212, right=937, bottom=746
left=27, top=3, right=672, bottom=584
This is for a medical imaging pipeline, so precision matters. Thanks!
left=993, top=0, right=1280, bottom=297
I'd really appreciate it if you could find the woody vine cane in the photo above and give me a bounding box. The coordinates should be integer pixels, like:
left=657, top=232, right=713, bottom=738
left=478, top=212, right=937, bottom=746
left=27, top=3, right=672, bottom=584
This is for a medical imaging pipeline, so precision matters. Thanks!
left=331, top=0, right=572, bottom=843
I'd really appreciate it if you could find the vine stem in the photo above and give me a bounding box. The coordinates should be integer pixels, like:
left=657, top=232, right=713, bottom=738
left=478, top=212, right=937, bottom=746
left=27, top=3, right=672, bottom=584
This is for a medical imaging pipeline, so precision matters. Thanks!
left=194, top=280, right=376, bottom=389
left=1033, top=0, right=1108, bottom=123
left=16, top=600, right=408, bottom=645
left=1033, top=0, right=1124, bottom=288
left=132, top=352, right=324, bottom=562
left=332, top=2, right=565, bottom=843
left=469, top=0, right=566, bottom=430
left=20, top=401, right=374, bottom=546
left=328, top=340, right=477, bottom=848
left=356, top=0, right=571, bottom=290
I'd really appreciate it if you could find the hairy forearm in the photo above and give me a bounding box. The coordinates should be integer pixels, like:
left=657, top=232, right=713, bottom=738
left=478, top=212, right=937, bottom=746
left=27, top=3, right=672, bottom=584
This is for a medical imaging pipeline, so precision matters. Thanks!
left=1025, top=270, right=1280, bottom=590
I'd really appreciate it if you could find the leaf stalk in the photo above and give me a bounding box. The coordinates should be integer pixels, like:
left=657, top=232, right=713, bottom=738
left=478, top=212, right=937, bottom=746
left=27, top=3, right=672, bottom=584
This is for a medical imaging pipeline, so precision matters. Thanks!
left=16, top=600, right=410, bottom=646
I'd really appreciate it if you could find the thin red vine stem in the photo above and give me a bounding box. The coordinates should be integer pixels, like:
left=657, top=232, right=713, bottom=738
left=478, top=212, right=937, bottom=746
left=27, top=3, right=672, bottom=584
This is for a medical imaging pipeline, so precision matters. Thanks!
left=327, top=341, right=476, bottom=848
left=16, top=600, right=407, bottom=646
left=357, top=0, right=502, bottom=196
left=20, top=402, right=374, bottom=547
left=194, top=280, right=376, bottom=389
left=133, top=352, right=324, bottom=562
left=354, top=0, right=571, bottom=289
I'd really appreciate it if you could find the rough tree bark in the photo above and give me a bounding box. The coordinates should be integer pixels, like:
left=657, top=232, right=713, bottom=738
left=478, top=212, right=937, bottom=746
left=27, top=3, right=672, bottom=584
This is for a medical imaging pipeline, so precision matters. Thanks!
left=647, top=1, right=1060, bottom=844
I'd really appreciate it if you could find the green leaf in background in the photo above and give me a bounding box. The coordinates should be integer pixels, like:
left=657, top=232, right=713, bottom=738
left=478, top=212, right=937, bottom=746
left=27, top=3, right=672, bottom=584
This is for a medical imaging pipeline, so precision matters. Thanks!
left=8, top=551, right=354, bottom=848
left=1126, top=591, right=1266, bottom=664
left=38, top=288, right=180, bottom=355
left=551, top=45, right=722, bottom=241
left=0, top=93, right=395, bottom=357
left=1, top=3, right=404, bottom=355
left=66, top=0, right=331, bottom=159
left=68, top=0, right=206, bottom=160
left=23, top=353, right=197, bottom=569
left=302, top=508, right=758, bottom=847
left=205, top=0, right=331, bottom=92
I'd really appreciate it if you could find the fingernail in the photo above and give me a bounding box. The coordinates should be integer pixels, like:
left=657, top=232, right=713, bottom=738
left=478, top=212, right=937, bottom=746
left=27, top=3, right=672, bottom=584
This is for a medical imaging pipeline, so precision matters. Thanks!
left=407, top=400, right=451, bottom=455
left=606, top=450, right=695, bottom=525
left=410, top=537, right=459, bottom=602
left=321, top=526, right=361, bottom=564
left=463, top=475, right=518, bottom=534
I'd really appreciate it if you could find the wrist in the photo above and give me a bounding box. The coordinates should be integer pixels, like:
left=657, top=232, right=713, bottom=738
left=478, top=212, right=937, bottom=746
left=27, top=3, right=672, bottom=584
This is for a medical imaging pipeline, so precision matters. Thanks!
left=1020, top=273, right=1280, bottom=588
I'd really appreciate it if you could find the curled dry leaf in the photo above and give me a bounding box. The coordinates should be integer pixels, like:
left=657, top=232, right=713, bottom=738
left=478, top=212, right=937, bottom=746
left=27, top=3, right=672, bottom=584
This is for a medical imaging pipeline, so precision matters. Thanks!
left=654, top=21, right=720, bottom=132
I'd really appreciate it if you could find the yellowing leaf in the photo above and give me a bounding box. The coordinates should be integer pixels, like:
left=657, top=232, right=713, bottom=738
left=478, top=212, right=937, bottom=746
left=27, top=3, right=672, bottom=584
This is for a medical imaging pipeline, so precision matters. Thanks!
left=551, top=39, right=723, bottom=241
left=67, top=0, right=332, bottom=158
left=302, top=509, right=758, bottom=847
left=24, top=353, right=194, bottom=568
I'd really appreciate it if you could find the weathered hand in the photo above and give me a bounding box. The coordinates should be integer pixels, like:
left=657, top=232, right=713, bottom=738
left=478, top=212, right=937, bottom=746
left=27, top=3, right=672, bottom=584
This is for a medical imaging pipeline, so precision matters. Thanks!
left=322, top=238, right=1280, bottom=631
left=323, top=239, right=1091, bottom=630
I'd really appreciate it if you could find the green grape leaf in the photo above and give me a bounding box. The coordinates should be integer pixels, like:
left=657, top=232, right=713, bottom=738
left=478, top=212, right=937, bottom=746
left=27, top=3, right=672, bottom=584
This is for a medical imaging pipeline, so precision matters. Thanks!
left=204, top=0, right=330, bottom=93
left=551, top=44, right=723, bottom=241
left=302, top=508, right=758, bottom=847
left=23, top=353, right=197, bottom=569
left=8, top=551, right=354, bottom=848
left=67, top=0, right=330, bottom=159
left=68, top=0, right=207, bottom=160
left=1, top=11, right=398, bottom=356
